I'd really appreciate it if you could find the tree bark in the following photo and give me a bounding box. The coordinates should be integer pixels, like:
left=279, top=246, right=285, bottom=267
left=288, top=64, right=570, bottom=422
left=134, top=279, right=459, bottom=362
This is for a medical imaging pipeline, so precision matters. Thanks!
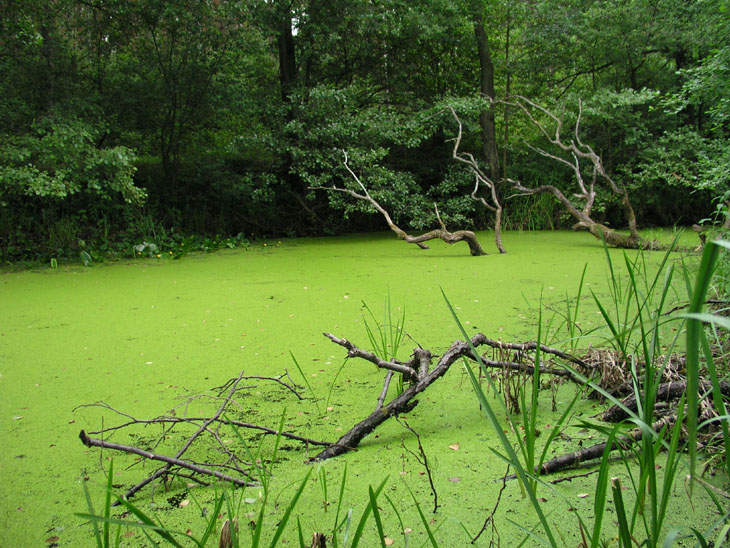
left=277, top=2, right=297, bottom=103
left=474, top=19, right=501, bottom=183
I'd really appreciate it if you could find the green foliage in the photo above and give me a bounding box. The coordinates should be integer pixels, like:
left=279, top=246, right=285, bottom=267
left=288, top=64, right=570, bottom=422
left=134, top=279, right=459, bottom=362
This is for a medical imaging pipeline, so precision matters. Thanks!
left=0, top=117, right=143, bottom=204
left=2, top=0, right=728, bottom=260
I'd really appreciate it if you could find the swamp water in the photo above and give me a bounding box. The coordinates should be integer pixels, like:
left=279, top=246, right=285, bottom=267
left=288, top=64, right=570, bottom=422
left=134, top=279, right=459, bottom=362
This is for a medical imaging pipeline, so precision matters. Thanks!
left=0, top=230, right=721, bottom=546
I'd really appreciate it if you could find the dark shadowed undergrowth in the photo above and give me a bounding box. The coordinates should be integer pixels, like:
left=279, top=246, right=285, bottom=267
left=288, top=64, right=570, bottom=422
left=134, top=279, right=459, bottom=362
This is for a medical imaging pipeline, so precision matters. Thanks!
left=1, top=230, right=727, bottom=547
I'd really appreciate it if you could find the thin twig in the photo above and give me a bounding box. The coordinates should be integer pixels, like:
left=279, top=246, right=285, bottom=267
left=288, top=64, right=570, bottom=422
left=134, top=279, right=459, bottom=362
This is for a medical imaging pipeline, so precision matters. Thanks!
left=398, top=419, right=439, bottom=513
left=79, top=430, right=255, bottom=488
left=472, top=464, right=510, bottom=543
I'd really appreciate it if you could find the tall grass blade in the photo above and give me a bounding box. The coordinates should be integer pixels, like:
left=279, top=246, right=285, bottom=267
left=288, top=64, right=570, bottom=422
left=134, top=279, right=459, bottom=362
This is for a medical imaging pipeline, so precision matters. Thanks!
left=590, top=425, right=622, bottom=548
left=368, top=486, right=387, bottom=548
left=268, top=469, right=312, bottom=548
left=297, top=517, right=306, bottom=548
left=349, top=477, right=387, bottom=548
left=79, top=473, right=103, bottom=548
left=331, top=463, right=348, bottom=548
left=403, top=482, right=439, bottom=548
left=290, top=351, right=321, bottom=415
left=611, top=477, right=632, bottom=548
left=104, top=460, right=113, bottom=547
left=442, top=289, right=559, bottom=548
left=383, top=493, right=408, bottom=548
left=112, top=495, right=187, bottom=548
left=685, top=240, right=721, bottom=490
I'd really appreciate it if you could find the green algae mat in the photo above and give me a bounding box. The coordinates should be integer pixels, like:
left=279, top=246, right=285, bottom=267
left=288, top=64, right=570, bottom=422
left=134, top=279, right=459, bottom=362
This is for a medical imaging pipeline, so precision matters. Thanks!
left=0, top=230, right=721, bottom=546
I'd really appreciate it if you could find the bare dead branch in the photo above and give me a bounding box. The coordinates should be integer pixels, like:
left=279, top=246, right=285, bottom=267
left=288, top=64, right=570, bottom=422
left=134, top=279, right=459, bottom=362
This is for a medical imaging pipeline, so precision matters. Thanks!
left=448, top=107, right=506, bottom=254
left=471, top=335, right=591, bottom=369
left=501, top=96, right=654, bottom=249
left=473, top=464, right=510, bottom=543
left=323, top=332, right=419, bottom=381
left=600, top=380, right=730, bottom=422
left=538, top=416, right=676, bottom=475
left=376, top=371, right=394, bottom=412
left=214, top=372, right=304, bottom=400
left=77, top=372, right=335, bottom=501
left=398, top=419, right=439, bottom=513
left=314, top=332, right=594, bottom=461
left=309, top=151, right=487, bottom=256
left=118, top=371, right=249, bottom=501
left=79, top=430, right=255, bottom=488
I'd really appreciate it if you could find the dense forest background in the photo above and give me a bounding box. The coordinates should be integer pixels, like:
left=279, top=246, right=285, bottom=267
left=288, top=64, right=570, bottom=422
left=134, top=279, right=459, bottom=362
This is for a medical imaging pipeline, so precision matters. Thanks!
left=1, top=0, right=728, bottom=262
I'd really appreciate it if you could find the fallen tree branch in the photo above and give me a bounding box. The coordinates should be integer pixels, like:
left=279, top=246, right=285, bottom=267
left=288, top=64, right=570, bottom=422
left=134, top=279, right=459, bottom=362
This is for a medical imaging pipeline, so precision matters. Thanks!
left=309, top=151, right=487, bottom=256
left=398, top=418, right=439, bottom=513
left=313, top=332, right=589, bottom=461
left=116, top=371, right=249, bottom=502
left=600, top=380, right=730, bottom=422
left=473, top=464, right=510, bottom=543
left=84, top=416, right=332, bottom=447
left=79, top=430, right=255, bottom=488
left=501, top=96, right=659, bottom=250
left=77, top=372, right=333, bottom=500
left=538, top=416, right=676, bottom=475
left=448, top=106, right=506, bottom=254
left=500, top=416, right=677, bottom=482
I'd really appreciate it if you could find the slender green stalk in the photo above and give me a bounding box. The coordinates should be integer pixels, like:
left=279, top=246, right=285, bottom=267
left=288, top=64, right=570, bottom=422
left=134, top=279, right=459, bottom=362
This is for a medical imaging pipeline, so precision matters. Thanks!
left=290, top=351, right=322, bottom=415
left=368, top=486, right=387, bottom=548
left=685, top=240, right=722, bottom=490
left=331, top=463, right=349, bottom=548
left=268, top=469, right=312, bottom=548
left=403, top=482, right=439, bottom=548
left=349, top=477, right=388, bottom=548
left=442, top=289, right=559, bottom=548
left=612, top=477, right=633, bottom=548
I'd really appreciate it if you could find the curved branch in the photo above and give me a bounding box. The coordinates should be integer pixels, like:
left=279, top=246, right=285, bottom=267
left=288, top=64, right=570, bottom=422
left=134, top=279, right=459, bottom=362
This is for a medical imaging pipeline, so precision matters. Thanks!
left=503, top=96, right=644, bottom=246
left=448, top=107, right=506, bottom=253
left=310, top=151, right=487, bottom=256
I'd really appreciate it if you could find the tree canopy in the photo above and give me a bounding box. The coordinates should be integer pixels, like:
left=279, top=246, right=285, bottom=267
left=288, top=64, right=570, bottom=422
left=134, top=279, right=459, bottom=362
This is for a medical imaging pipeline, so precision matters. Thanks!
left=1, top=0, right=728, bottom=261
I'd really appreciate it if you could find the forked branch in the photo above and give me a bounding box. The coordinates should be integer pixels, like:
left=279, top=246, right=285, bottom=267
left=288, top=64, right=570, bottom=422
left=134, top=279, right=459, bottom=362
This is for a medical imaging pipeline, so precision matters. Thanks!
left=310, top=151, right=487, bottom=256
left=504, top=96, right=654, bottom=249
left=448, top=106, right=506, bottom=253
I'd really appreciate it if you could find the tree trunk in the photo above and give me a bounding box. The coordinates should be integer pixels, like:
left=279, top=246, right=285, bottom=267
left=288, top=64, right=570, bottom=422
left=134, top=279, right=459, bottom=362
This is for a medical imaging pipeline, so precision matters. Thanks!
left=278, top=4, right=296, bottom=103
left=474, top=19, right=500, bottom=182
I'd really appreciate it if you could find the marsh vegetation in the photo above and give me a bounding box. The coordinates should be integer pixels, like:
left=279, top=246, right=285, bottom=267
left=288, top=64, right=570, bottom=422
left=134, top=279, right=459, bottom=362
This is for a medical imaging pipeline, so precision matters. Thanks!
left=2, top=231, right=729, bottom=546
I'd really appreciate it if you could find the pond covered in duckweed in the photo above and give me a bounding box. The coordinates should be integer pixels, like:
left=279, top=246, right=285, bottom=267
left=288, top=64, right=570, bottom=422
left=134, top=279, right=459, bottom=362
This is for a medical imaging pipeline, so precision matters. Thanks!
left=1, top=230, right=723, bottom=546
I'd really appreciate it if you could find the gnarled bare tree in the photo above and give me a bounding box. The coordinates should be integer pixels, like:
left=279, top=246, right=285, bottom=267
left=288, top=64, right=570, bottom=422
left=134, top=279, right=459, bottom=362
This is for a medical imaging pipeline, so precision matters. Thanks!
left=310, top=151, right=487, bottom=256
left=507, top=96, right=654, bottom=249
left=449, top=106, right=506, bottom=253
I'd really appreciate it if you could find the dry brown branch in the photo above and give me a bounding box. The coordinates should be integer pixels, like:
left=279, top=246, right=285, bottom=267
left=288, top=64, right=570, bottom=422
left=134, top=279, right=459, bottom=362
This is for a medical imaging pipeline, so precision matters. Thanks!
left=79, top=430, right=256, bottom=488
left=213, top=370, right=304, bottom=400
left=473, top=464, right=510, bottom=544
left=309, top=151, right=487, bottom=256
left=116, top=371, right=250, bottom=501
left=538, top=416, right=676, bottom=475
left=398, top=418, right=439, bottom=513
left=448, top=106, right=506, bottom=254
left=503, top=96, right=656, bottom=249
left=313, top=332, right=590, bottom=461
left=600, top=380, right=730, bottom=422
left=77, top=372, right=333, bottom=500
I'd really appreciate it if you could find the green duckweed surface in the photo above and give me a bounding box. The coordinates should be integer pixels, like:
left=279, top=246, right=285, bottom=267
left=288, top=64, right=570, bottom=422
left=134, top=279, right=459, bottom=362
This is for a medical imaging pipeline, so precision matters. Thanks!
left=0, top=230, right=721, bottom=547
